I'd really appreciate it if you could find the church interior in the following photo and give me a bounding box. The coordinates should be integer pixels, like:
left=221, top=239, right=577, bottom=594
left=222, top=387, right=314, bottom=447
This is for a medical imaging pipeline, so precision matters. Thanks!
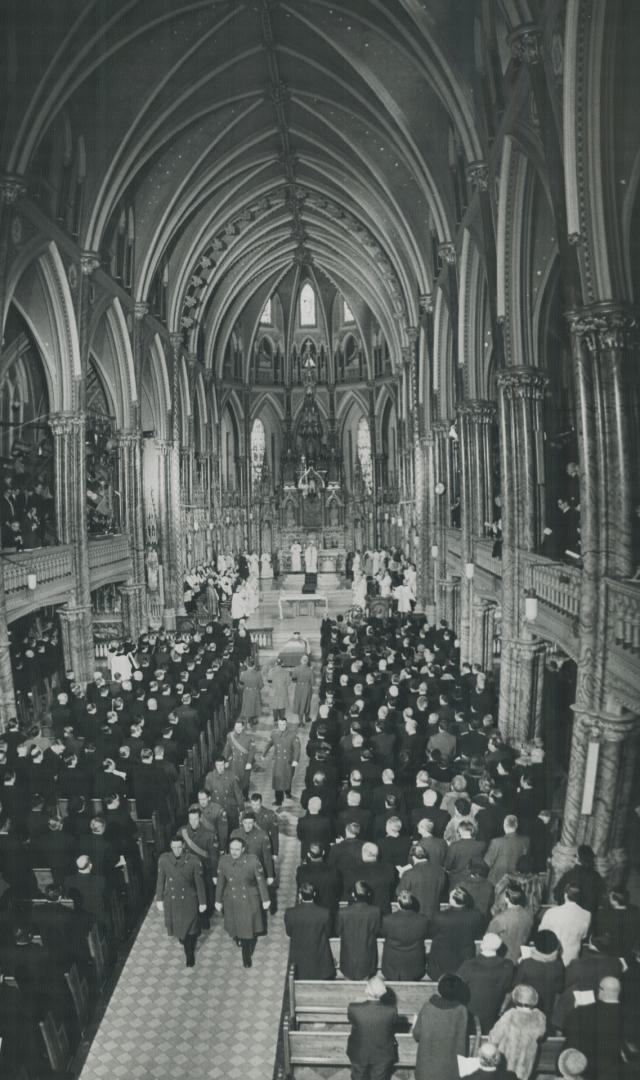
left=0, top=1, right=639, bottom=1078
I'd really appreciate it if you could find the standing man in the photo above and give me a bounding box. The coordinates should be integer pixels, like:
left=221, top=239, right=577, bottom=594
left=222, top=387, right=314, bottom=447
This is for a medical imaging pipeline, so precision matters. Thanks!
left=291, top=539, right=302, bottom=573
left=263, top=716, right=300, bottom=808
left=223, top=718, right=256, bottom=798
left=268, top=658, right=291, bottom=722
left=204, top=755, right=245, bottom=829
left=230, top=812, right=275, bottom=884
left=346, top=975, right=398, bottom=1080
left=215, top=836, right=270, bottom=968
left=284, top=882, right=335, bottom=979
left=181, top=804, right=221, bottom=928
left=155, top=835, right=207, bottom=967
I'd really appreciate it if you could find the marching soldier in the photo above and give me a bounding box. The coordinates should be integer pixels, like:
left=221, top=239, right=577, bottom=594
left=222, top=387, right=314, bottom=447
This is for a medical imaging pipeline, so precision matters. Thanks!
left=263, top=716, right=301, bottom=808
left=196, top=788, right=229, bottom=850
left=223, top=718, right=256, bottom=798
left=155, top=835, right=207, bottom=967
left=248, top=791, right=281, bottom=914
left=231, top=811, right=275, bottom=882
left=215, top=836, right=270, bottom=968
left=204, top=754, right=245, bottom=829
left=181, top=804, right=221, bottom=927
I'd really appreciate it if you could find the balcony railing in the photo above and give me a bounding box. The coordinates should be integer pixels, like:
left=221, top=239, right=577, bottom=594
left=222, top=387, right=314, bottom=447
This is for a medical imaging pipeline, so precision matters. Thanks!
left=474, top=538, right=503, bottom=577
left=522, top=555, right=581, bottom=618
left=445, top=528, right=462, bottom=563
left=88, top=534, right=133, bottom=590
left=2, top=545, right=74, bottom=594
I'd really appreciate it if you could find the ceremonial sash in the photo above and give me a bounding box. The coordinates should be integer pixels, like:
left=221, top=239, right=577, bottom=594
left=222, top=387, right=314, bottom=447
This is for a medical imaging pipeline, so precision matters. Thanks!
left=229, top=732, right=249, bottom=756
left=181, top=827, right=210, bottom=858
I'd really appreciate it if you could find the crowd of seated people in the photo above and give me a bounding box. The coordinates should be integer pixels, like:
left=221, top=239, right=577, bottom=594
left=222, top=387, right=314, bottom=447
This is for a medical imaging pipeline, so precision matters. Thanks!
left=286, top=611, right=639, bottom=1079
left=0, top=617, right=249, bottom=1078
left=1, top=462, right=55, bottom=551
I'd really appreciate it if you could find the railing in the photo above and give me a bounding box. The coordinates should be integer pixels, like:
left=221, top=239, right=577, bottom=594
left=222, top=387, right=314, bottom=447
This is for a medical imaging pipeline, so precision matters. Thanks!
left=445, top=528, right=462, bottom=563
left=250, top=626, right=273, bottom=649
left=87, top=533, right=131, bottom=570
left=522, top=554, right=581, bottom=618
left=2, top=545, right=74, bottom=594
left=474, top=538, right=503, bottom=577
left=607, top=578, right=640, bottom=654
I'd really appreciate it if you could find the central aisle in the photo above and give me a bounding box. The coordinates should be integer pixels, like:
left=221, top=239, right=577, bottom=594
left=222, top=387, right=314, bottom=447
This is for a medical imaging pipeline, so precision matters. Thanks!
left=79, top=621, right=321, bottom=1080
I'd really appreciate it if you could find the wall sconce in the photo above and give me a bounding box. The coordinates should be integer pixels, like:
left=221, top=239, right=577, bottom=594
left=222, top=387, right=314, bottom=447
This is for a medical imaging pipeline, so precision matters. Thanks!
left=435, top=481, right=446, bottom=495
left=384, top=512, right=389, bottom=521
left=27, top=574, right=37, bottom=591
left=391, top=516, right=396, bottom=525
left=448, top=424, right=458, bottom=441
left=193, top=520, right=199, bottom=532
left=397, top=516, right=403, bottom=527
left=464, top=562, right=475, bottom=580
left=431, top=544, right=439, bottom=559
left=524, top=588, right=538, bottom=621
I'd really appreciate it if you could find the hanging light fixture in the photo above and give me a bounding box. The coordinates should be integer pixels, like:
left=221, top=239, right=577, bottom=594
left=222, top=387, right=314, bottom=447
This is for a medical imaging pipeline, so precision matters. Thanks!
left=524, top=588, right=538, bottom=621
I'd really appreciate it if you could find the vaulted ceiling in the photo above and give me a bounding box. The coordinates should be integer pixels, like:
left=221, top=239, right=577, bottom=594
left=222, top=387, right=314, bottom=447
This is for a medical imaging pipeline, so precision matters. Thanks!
left=4, top=0, right=483, bottom=365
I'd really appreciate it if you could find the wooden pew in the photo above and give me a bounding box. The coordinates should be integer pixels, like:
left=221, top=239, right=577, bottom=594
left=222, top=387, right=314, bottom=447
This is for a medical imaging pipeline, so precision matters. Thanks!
left=289, top=971, right=439, bottom=1026
left=328, top=937, right=483, bottom=970
left=38, top=1011, right=72, bottom=1074
left=64, top=962, right=91, bottom=1033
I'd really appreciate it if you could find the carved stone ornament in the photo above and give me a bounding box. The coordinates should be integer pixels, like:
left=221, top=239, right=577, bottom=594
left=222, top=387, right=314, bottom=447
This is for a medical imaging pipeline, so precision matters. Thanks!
left=48, top=411, right=86, bottom=436
left=509, top=24, right=543, bottom=65
left=567, top=304, right=639, bottom=354
left=80, top=252, right=100, bottom=276
left=457, top=399, right=497, bottom=424
left=438, top=242, right=457, bottom=267
left=466, top=161, right=489, bottom=191
left=572, top=704, right=637, bottom=744
left=419, top=293, right=433, bottom=315
left=497, top=366, right=548, bottom=400
left=68, top=263, right=78, bottom=291
left=10, top=215, right=23, bottom=247
left=134, top=302, right=149, bottom=321
left=0, top=175, right=27, bottom=204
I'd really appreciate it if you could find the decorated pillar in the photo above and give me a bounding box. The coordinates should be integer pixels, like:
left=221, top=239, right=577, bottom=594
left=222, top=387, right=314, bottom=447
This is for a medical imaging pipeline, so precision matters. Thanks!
left=554, top=705, right=638, bottom=884
left=116, top=429, right=146, bottom=632
left=0, top=571, right=16, bottom=730
left=458, top=400, right=497, bottom=662
left=496, top=368, right=548, bottom=742
left=49, top=411, right=94, bottom=682
left=431, top=420, right=451, bottom=623
left=470, top=596, right=497, bottom=673
left=551, top=305, right=640, bottom=880
left=166, top=333, right=186, bottom=619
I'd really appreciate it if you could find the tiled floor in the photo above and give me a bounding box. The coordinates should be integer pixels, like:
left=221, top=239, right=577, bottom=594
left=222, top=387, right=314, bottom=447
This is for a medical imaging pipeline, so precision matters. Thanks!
left=80, top=618, right=322, bottom=1080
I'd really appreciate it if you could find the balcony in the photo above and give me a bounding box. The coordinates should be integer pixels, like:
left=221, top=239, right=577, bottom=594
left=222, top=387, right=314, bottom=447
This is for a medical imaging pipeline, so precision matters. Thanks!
left=444, top=528, right=462, bottom=567
left=521, top=553, right=581, bottom=659
left=605, top=577, right=640, bottom=707
left=472, top=538, right=503, bottom=598
left=88, top=534, right=133, bottom=591
left=2, top=545, right=74, bottom=622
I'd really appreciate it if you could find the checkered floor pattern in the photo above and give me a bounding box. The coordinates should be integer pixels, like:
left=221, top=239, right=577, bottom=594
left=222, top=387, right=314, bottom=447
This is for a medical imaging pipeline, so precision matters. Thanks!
left=79, top=665, right=313, bottom=1080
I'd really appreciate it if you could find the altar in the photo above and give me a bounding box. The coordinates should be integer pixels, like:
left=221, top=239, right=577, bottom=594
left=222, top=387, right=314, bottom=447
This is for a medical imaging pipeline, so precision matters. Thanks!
left=278, top=592, right=329, bottom=620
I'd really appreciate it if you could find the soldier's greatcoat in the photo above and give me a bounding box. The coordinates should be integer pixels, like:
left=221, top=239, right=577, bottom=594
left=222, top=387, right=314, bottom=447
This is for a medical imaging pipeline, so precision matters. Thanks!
left=216, top=851, right=269, bottom=939
left=155, top=850, right=206, bottom=939
left=223, top=729, right=256, bottom=784
left=263, top=727, right=301, bottom=791
left=238, top=667, right=263, bottom=721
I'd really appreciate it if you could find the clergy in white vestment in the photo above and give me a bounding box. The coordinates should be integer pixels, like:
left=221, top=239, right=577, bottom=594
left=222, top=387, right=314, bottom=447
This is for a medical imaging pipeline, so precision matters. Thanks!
left=304, top=542, right=318, bottom=574
left=260, top=552, right=273, bottom=579
left=290, top=540, right=302, bottom=572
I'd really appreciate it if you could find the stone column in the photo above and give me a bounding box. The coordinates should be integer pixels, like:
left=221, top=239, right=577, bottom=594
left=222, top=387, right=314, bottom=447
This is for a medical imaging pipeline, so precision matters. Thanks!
left=49, top=412, right=94, bottom=682
left=431, top=421, right=451, bottom=624
left=458, top=400, right=497, bottom=662
left=119, top=583, right=144, bottom=642
left=165, top=333, right=186, bottom=619
left=116, top=429, right=146, bottom=630
left=422, top=432, right=437, bottom=620
left=438, top=576, right=460, bottom=629
left=496, top=368, right=548, bottom=743
left=550, top=306, right=640, bottom=881
left=0, top=571, right=16, bottom=729
left=470, top=597, right=497, bottom=673
left=553, top=705, right=638, bottom=884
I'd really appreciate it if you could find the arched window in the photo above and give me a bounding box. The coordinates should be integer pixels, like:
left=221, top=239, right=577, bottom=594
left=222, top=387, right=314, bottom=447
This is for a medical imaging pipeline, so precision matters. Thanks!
left=357, top=416, right=373, bottom=493
left=251, top=417, right=266, bottom=486
left=300, top=283, right=316, bottom=326
left=259, top=298, right=272, bottom=325
left=343, top=299, right=355, bottom=324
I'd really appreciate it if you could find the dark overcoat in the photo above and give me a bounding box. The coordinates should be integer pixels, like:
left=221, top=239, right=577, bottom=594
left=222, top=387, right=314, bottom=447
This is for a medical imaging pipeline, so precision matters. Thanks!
left=155, top=851, right=206, bottom=939
left=216, top=851, right=269, bottom=939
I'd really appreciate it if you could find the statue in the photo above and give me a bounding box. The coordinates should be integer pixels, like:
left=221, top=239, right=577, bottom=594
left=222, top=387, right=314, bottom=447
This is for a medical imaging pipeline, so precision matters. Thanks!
left=291, top=539, right=302, bottom=572
left=145, top=545, right=159, bottom=592
left=304, top=540, right=318, bottom=574
left=260, top=551, right=273, bottom=579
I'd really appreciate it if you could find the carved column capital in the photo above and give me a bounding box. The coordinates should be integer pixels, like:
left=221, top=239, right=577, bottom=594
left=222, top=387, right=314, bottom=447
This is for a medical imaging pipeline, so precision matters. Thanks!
left=457, top=399, right=497, bottom=424
left=0, top=175, right=27, bottom=204
left=566, top=303, right=639, bottom=353
left=134, top=302, right=149, bottom=320
left=419, top=293, right=433, bottom=315
left=497, top=366, right=548, bottom=400
left=571, top=705, right=638, bottom=744
left=169, top=332, right=184, bottom=354
left=438, top=242, right=457, bottom=267
left=466, top=161, right=489, bottom=191
left=509, top=24, right=543, bottom=65
left=49, top=411, right=86, bottom=436
left=405, top=325, right=419, bottom=346
left=80, top=252, right=101, bottom=276
left=431, top=420, right=451, bottom=439
left=116, top=429, right=142, bottom=450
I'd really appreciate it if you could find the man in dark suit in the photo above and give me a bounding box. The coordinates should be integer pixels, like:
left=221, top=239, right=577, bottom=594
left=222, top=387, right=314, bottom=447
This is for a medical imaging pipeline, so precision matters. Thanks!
left=347, top=974, right=398, bottom=1080
left=296, top=844, right=341, bottom=924
left=345, top=843, right=396, bottom=915
left=381, top=891, right=430, bottom=981
left=297, top=797, right=334, bottom=859
left=284, top=883, right=335, bottom=979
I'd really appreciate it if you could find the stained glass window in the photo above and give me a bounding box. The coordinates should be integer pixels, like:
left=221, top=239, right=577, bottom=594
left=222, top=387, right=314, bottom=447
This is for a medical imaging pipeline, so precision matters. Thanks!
left=343, top=299, right=355, bottom=323
left=251, top=417, right=266, bottom=485
left=357, top=416, right=373, bottom=493
left=300, top=282, right=316, bottom=326
left=259, top=298, right=272, bottom=324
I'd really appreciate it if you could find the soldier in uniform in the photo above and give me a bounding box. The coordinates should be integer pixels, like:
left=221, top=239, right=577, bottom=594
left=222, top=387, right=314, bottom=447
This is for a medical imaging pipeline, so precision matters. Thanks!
left=223, top=718, right=256, bottom=798
left=231, top=811, right=275, bottom=882
left=248, top=791, right=280, bottom=913
left=204, top=754, right=245, bottom=829
left=268, top=657, right=291, bottom=722
left=181, top=804, right=221, bottom=927
left=215, top=836, right=270, bottom=968
left=263, top=716, right=301, bottom=808
left=238, top=658, right=263, bottom=727
left=155, top=835, right=207, bottom=967
left=196, top=788, right=228, bottom=850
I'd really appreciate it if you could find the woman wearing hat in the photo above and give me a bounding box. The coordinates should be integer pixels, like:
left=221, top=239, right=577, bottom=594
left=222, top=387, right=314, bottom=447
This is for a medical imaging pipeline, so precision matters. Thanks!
left=215, top=835, right=270, bottom=968
left=412, top=973, right=474, bottom=1080
left=487, top=983, right=546, bottom=1079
